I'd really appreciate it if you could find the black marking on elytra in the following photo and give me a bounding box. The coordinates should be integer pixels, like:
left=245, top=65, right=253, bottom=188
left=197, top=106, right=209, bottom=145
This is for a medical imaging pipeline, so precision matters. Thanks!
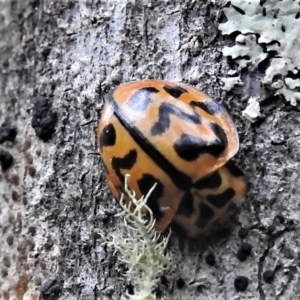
left=208, top=123, right=228, bottom=156
left=207, top=188, right=235, bottom=208
left=174, top=134, right=208, bottom=161
left=196, top=204, right=215, bottom=229
left=176, top=192, right=195, bottom=217
left=225, top=160, right=244, bottom=177
left=137, top=174, right=164, bottom=220
left=126, top=87, right=159, bottom=111
left=111, top=149, right=137, bottom=187
left=194, top=171, right=222, bottom=190
left=99, top=123, right=116, bottom=151
left=111, top=98, right=193, bottom=192
left=163, top=85, right=187, bottom=98
left=190, top=100, right=225, bottom=115
left=151, top=102, right=202, bottom=136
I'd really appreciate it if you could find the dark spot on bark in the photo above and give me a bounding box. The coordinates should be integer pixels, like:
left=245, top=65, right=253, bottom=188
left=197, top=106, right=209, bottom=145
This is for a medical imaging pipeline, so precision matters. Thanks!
left=266, top=225, right=276, bottom=235
left=234, top=276, right=249, bottom=292
left=176, top=278, right=185, bottom=289
left=237, top=243, right=252, bottom=261
left=0, top=119, right=17, bottom=143
left=12, top=190, right=20, bottom=201
left=41, top=47, right=51, bottom=60
left=263, top=270, right=275, bottom=284
left=6, top=235, right=14, bottom=246
left=205, top=253, right=216, bottom=266
left=40, top=278, right=63, bottom=300
left=31, top=97, right=57, bottom=141
left=238, top=227, right=249, bottom=239
left=0, top=148, right=13, bottom=171
left=126, top=284, right=134, bottom=295
left=83, top=109, right=91, bottom=119
left=160, top=276, right=169, bottom=286
left=28, top=226, right=37, bottom=236
left=9, top=174, right=20, bottom=186
left=3, top=255, right=11, bottom=267
left=28, top=166, right=36, bottom=177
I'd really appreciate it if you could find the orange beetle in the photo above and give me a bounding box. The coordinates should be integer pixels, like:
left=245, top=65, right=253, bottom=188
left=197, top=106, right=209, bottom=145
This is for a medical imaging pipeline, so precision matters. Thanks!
left=97, top=80, right=246, bottom=238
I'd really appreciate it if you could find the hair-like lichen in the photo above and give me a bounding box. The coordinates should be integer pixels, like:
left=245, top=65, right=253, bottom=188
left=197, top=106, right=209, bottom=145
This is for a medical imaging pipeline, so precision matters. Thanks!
left=105, top=174, right=172, bottom=300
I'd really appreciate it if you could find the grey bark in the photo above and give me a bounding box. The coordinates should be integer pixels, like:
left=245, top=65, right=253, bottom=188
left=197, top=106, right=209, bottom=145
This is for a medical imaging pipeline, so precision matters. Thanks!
left=0, top=0, right=299, bottom=300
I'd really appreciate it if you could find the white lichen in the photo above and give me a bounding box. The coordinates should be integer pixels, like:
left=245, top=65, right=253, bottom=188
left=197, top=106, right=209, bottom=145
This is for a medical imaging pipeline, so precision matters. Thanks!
left=242, top=97, right=261, bottom=122
left=219, top=0, right=300, bottom=105
left=221, top=75, right=243, bottom=91
left=222, top=34, right=267, bottom=68
left=105, top=175, right=172, bottom=300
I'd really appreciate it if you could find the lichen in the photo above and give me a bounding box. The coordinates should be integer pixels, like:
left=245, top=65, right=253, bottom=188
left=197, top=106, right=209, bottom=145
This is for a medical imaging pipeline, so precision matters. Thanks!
left=104, top=175, right=172, bottom=300
left=219, top=0, right=300, bottom=105
left=242, top=96, right=261, bottom=122
left=221, top=75, right=243, bottom=91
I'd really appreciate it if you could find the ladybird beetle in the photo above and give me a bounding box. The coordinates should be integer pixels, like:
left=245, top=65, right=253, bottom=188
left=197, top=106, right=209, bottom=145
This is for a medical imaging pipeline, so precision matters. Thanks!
left=97, top=80, right=246, bottom=238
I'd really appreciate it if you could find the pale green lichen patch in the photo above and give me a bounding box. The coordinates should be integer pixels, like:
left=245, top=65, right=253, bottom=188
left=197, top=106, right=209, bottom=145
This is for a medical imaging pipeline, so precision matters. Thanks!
left=222, top=34, right=267, bottom=69
left=219, top=0, right=300, bottom=105
left=105, top=175, right=172, bottom=300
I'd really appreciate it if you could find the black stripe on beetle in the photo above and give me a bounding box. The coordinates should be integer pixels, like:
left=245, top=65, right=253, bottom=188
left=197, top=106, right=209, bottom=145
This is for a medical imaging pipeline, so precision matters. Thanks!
left=175, top=191, right=195, bottom=217
left=206, top=188, right=235, bottom=208
left=225, top=160, right=244, bottom=177
left=99, top=123, right=116, bottom=151
left=163, top=85, right=188, bottom=98
left=137, top=173, right=164, bottom=221
left=111, top=149, right=138, bottom=186
left=151, top=102, right=202, bottom=136
left=196, top=204, right=215, bottom=229
left=190, top=100, right=225, bottom=115
left=111, top=98, right=193, bottom=192
left=208, top=123, right=228, bottom=156
left=126, top=87, right=159, bottom=111
left=193, top=171, right=222, bottom=190
left=173, top=133, right=209, bottom=161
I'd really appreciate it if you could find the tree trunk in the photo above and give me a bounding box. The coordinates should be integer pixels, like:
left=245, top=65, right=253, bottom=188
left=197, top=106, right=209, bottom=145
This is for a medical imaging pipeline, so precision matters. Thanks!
left=1, top=1, right=299, bottom=300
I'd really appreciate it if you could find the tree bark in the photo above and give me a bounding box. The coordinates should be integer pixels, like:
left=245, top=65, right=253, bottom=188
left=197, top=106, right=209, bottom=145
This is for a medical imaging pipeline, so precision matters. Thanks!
left=1, top=1, right=299, bottom=300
